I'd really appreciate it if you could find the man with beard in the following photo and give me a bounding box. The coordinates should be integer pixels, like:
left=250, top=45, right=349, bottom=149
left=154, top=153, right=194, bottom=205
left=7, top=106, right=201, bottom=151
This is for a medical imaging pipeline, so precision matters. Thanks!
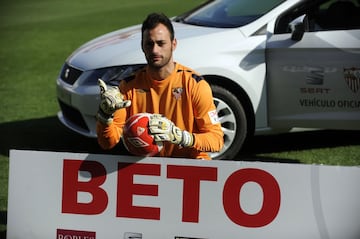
left=96, top=12, right=223, bottom=160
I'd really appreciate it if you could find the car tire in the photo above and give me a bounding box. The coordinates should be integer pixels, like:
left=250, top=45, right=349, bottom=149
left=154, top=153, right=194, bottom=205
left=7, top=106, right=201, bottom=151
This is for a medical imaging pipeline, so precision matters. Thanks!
left=210, top=84, right=248, bottom=160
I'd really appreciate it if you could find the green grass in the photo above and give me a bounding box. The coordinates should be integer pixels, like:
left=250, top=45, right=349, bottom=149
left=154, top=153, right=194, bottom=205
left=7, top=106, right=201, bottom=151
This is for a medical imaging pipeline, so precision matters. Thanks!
left=0, top=0, right=204, bottom=122
left=0, top=0, right=359, bottom=236
left=257, top=145, right=360, bottom=165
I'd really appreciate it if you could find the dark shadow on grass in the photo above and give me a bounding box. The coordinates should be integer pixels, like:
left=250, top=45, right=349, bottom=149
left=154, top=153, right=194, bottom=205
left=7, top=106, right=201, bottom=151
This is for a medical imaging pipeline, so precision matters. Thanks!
left=1, top=116, right=359, bottom=163
left=0, top=230, right=5, bottom=239
left=0, top=210, right=6, bottom=239
left=0, top=116, right=130, bottom=158
left=240, top=129, right=360, bottom=163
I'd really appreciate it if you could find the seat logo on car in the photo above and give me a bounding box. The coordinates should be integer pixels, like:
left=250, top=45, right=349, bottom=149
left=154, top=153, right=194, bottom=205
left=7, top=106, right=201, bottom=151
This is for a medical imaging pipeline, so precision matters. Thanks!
left=344, top=67, right=360, bottom=93
left=64, top=68, right=70, bottom=79
left=306, top=67, right=324, bottom=85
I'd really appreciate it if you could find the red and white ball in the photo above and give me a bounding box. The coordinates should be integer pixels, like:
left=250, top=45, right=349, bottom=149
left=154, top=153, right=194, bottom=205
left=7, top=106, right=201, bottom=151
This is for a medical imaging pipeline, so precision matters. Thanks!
left=122, top=113, right=163, bottom=156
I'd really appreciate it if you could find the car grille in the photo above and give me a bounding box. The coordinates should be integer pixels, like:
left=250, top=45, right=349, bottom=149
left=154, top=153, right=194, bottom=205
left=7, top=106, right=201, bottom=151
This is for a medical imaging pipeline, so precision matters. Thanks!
left=58, top=100, right=89, bottom=132
left=60, top=63, right=83, bottom=85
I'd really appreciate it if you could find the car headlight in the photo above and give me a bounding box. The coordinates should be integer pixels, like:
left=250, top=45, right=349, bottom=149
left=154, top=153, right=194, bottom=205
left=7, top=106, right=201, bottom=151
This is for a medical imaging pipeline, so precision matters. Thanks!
left=82, top=64, right=146, bottom=86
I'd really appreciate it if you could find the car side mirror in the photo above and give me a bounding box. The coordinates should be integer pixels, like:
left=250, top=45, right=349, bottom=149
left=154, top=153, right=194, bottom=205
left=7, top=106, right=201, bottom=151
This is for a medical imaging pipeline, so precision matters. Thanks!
left=289, top=14, right=306, bottom=41
left=291, top=22, right=305, bottom=41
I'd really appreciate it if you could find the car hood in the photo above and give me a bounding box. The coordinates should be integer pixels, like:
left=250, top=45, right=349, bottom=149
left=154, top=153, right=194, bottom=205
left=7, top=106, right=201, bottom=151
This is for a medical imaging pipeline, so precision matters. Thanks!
left=66, top=22, right=238, bottom=70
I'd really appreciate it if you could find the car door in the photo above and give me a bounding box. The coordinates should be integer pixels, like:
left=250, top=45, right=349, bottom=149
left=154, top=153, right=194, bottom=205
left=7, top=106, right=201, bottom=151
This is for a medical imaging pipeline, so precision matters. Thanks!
left=265, top=0, right=360, bottom=130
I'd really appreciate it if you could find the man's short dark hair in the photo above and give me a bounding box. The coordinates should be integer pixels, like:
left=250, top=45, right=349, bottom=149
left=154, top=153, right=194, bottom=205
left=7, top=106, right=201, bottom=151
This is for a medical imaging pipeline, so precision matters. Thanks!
left=141, top=12, right=175, bottom=40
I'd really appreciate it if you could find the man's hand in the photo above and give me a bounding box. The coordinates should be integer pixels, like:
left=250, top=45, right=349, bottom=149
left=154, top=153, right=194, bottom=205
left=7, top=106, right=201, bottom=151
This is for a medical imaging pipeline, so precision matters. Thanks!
left=97, top=79, right=131, bottom=124
left=148, top=114, right=194, bottom=147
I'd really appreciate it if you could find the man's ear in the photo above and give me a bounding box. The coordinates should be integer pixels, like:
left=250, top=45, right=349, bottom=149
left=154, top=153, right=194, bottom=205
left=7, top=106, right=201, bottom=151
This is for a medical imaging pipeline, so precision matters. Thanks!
left=172, top=38, right=177, bottom=51
left=141, top=39, right=145, bottom=53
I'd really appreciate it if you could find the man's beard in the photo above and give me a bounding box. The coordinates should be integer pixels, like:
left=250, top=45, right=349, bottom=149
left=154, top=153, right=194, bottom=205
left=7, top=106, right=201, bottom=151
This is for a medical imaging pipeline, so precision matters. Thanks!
left=146, top=50, right=172, bottom=69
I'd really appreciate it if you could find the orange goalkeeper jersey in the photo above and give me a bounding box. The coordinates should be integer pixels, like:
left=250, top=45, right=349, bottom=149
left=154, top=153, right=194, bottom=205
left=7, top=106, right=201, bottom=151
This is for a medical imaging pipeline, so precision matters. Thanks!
left=97, top=63, right=224, bottom=159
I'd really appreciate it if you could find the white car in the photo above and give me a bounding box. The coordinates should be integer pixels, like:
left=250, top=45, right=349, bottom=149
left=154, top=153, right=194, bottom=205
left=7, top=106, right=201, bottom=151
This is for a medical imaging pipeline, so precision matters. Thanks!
left=56, top=0, right=360, bottom=160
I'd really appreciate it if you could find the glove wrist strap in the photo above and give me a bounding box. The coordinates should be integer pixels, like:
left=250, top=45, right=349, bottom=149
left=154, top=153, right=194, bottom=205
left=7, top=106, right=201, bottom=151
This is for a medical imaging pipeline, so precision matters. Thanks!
left=180, top=130, right=194, bottom=147
left=96, top=108, right=114, bottom=125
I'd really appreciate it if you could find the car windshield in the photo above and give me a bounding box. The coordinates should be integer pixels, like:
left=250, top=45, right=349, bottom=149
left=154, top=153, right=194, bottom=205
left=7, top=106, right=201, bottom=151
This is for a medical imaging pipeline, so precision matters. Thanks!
left=174, top=0, right=285, bottom=28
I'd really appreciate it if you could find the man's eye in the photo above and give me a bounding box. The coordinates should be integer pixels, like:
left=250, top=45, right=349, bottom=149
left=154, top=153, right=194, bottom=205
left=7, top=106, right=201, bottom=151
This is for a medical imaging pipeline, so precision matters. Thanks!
left=146, top=42, right=154, bottom=47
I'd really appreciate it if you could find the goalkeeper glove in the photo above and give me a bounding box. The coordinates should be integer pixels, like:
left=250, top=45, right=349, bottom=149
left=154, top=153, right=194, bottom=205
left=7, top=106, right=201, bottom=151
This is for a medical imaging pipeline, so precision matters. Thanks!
left=148, top=114, right=194, bottom=147
left=97, top=79, right=131, bottom=124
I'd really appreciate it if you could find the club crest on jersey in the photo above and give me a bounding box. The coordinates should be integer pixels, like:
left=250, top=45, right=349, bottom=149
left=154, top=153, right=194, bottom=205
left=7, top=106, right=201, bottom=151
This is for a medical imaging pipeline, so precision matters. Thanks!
left=172, top=87, right=183, bottom=100
left=208, top=110, right=220, bottom=124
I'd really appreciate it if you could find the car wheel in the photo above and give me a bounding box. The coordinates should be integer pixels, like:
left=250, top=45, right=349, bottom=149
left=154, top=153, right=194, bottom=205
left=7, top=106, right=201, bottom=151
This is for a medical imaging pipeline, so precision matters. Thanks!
left=209, top=85, right=248, bottom=160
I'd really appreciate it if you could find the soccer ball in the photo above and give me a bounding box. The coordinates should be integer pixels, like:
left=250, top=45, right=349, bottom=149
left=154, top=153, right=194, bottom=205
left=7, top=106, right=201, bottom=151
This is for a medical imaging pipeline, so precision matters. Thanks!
left=122, top=113, right=163, bottom=156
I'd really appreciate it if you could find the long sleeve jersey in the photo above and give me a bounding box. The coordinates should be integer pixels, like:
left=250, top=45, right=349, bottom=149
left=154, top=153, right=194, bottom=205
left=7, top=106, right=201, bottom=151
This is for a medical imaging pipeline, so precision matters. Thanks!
left=97, top=63, right=224, bottom=159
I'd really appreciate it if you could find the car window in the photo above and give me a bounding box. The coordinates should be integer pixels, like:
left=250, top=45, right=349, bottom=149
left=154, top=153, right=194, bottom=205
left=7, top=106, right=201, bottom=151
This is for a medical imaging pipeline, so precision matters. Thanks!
left=175, top=0, right=285, bottom=28
left=311, top=0, right=360, bottom=31
left=275, top=0, right=360, bottom=34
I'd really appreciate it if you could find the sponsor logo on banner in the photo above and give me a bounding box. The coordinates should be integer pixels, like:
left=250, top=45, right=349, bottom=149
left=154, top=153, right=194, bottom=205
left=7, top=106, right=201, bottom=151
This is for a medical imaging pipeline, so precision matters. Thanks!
left=124, top=232, right=142, bottom=239
left=175, top=237, right=206, bottom=239
left=56, top=229, right=96, bottom=239
left=344, top=67, right=360, bottom=93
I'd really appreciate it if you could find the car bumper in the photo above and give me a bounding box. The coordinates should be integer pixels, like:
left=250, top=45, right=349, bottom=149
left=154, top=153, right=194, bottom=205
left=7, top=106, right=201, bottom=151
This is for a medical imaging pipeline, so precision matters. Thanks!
left=56, top=78, right=99, bottom=138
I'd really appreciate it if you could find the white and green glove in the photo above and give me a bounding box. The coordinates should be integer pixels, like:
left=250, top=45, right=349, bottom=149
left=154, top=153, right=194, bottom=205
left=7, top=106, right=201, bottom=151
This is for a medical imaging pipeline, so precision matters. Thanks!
left=149, top=114, right=194, bottom=147
left=97, top=79, right=131, bottom=124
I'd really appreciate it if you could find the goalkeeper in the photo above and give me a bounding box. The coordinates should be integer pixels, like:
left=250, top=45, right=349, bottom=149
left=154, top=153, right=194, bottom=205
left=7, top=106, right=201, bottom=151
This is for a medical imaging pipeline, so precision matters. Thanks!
left=96, top=12, right=224, bottom=160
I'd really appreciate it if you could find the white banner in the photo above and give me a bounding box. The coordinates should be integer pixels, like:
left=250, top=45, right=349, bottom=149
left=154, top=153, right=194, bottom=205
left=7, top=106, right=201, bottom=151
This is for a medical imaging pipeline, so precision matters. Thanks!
left=7, top=150, right=360, bottom=239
